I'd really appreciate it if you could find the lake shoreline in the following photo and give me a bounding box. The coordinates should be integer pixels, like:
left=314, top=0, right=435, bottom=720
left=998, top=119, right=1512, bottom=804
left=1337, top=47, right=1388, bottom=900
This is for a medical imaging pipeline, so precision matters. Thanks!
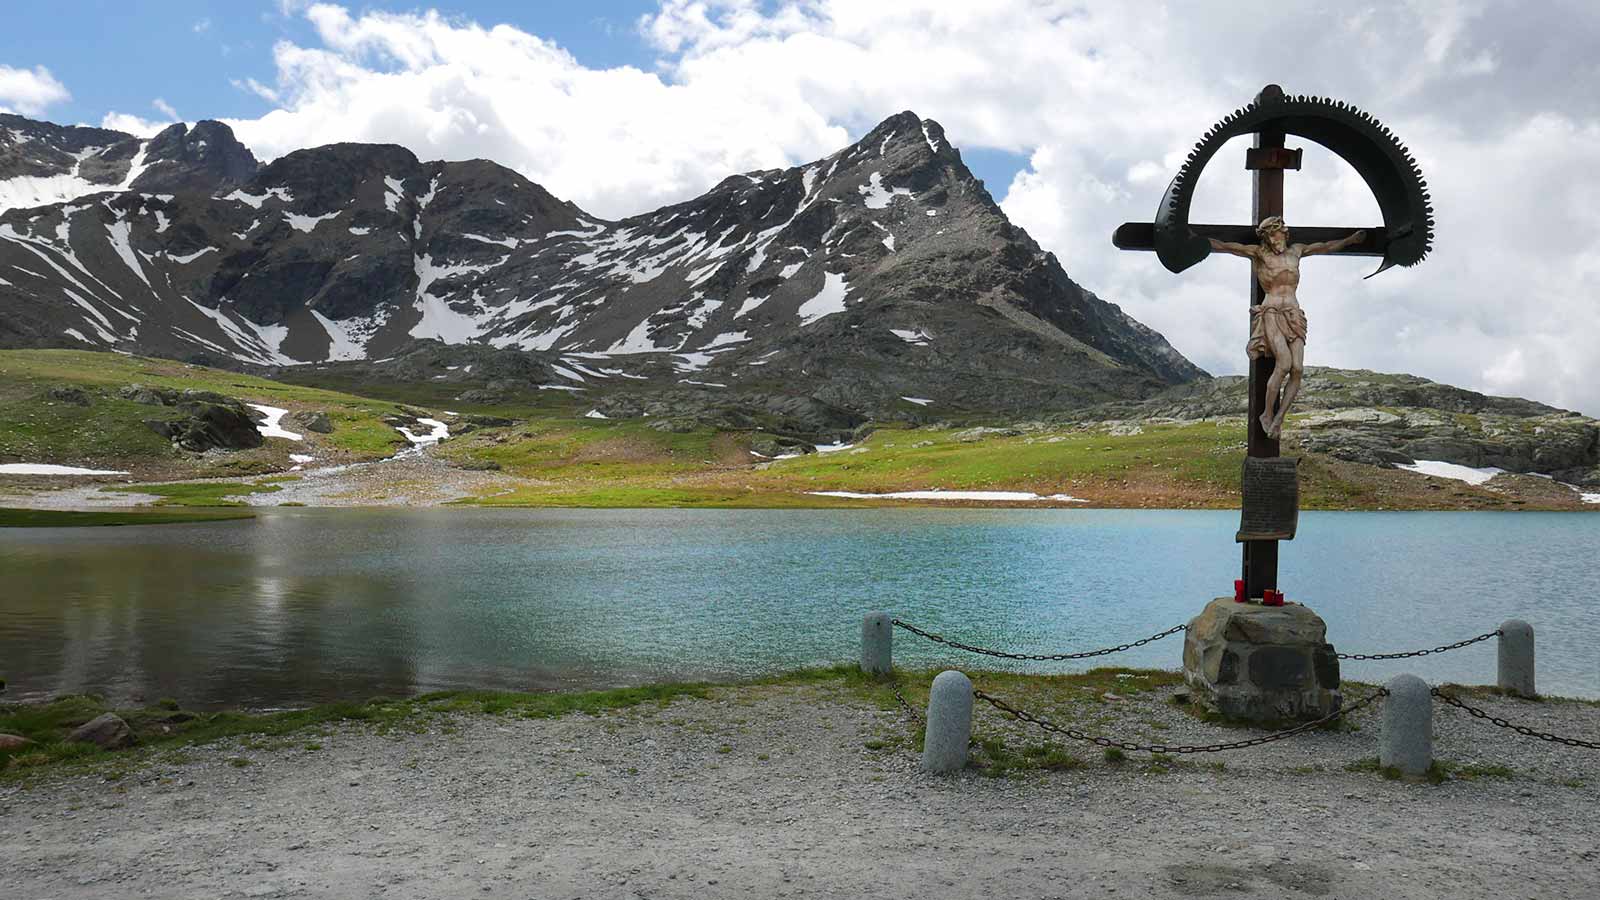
left=4, top=668, right=1598, bottom=899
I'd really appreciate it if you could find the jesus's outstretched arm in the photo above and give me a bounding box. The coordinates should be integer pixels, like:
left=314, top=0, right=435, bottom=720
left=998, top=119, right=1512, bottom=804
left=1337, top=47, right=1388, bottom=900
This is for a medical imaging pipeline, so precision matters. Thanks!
left=1208, top=237, right=1257, bottom=258
left=1299, top=229, right=1367, bottom=256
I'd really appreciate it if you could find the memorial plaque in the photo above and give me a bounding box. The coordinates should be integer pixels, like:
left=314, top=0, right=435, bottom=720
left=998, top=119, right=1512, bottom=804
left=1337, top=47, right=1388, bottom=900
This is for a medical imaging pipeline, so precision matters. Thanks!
left=1236, top=456, right=1299, bottom=542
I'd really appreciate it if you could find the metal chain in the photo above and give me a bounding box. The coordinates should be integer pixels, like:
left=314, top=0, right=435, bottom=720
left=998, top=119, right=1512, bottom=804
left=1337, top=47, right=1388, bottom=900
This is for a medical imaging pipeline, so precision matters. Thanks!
left=1432, top=689, right=1600, bottom=750
left=896, top=618, right=1501, bottom=665
left=888, top=672, right=924, bottom=726
left=1337, top=629, right=1501, bottom=661
left=971, top=687, right=1388, bottom=754
left=892, top=618, right=1189, bottom=661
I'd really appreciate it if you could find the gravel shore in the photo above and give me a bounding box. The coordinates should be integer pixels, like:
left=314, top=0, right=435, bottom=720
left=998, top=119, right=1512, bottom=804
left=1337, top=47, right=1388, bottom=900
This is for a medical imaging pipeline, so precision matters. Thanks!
left=4, top=677, right=1597, bottom=899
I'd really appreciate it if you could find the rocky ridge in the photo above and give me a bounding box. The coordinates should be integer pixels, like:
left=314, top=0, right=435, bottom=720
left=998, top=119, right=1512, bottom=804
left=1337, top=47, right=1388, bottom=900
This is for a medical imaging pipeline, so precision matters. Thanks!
left=1076, top=367, right=1600, bottom=488
left=0, top=114, right=256, bottom=209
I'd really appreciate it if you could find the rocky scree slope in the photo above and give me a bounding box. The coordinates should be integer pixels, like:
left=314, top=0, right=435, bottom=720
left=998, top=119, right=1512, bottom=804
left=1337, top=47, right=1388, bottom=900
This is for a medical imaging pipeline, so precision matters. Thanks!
left=0, top=111, right=1203, bottom=425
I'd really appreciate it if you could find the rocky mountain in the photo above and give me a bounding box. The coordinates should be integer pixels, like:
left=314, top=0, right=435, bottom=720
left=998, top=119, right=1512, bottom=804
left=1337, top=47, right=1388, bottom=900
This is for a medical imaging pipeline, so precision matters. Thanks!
left=0, top=111, right=1203, bottom=421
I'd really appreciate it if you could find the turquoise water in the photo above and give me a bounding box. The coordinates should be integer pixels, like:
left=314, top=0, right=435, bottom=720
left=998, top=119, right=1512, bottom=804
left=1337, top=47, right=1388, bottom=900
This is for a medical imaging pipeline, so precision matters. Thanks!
left=2, top=508, right=1596, bottom=706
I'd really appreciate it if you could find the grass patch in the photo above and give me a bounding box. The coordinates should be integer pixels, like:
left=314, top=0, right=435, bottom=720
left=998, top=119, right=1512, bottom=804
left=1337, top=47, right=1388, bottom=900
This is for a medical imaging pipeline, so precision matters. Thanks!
left=1345, top=756, right=1456, bottom=784
left=0, top=665, right=1177, bottom=780
left=0, top=507, right=255, bottom=527
left=0, top=679, right=717, bottom=780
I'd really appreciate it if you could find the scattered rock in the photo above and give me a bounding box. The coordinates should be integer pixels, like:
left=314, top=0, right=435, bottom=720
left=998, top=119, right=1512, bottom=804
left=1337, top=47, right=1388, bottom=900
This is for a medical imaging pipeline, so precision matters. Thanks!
left=453, top=459, right=502, bottom=471
left=749, top=435, right=814, bottom=457
left=649, top=419, right=698, bottom=433
left=954, top=426, right=1021, bottom=442
left=47, top=386, right=91, bottom=406
left=120, top=384, right=169, bottom=406
left=289, top=410, right=333, bottom=434
left=67, top=713, right=134, bottom=749
left=0, top=733, right=33, bottom=750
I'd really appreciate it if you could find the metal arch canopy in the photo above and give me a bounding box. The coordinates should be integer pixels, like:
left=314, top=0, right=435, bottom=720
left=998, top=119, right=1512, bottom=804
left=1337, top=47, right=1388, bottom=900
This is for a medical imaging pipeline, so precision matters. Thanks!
left=1148, top=93, right=1434, bottom=278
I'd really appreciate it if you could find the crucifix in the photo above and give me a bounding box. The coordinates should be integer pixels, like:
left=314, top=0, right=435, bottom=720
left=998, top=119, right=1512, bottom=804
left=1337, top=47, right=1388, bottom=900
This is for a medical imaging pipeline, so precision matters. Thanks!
left=1112, top=83, right=1434, bottom=603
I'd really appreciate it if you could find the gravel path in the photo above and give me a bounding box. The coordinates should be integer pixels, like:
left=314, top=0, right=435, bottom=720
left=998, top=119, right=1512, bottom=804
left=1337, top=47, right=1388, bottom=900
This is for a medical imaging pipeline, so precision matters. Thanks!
left=4, top=680, right=1597, bottom=899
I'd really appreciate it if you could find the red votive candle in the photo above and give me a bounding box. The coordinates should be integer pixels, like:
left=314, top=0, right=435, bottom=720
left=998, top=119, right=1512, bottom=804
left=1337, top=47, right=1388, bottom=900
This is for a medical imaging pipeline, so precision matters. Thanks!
left=1234, top=579, right=1246, bottom=603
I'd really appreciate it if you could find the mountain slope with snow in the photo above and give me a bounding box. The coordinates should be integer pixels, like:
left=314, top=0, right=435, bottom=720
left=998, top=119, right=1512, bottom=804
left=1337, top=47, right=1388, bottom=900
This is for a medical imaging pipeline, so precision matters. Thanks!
left=0, top=111, right=1204, bottom=419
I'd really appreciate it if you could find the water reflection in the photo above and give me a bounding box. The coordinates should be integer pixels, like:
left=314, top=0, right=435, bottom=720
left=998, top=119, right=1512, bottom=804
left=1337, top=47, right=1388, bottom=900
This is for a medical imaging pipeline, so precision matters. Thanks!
left=1, top=508, right=1596, bottom=707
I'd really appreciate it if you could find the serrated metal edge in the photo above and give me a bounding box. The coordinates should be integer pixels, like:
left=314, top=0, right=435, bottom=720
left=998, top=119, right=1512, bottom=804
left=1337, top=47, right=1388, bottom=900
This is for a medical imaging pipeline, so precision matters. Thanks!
left=1164, top=94, right=1433, bottom=263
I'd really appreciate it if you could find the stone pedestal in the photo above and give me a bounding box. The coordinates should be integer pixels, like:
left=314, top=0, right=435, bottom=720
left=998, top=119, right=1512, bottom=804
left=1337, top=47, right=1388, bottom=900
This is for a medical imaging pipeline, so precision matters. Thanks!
left=1182, top=597, right=1341, bottom=722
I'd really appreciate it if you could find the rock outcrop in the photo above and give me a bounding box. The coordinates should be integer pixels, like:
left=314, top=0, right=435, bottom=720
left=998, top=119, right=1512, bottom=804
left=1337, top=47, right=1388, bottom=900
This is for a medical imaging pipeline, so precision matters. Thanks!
left=1079, top=367, right=1600, bottom=487
left=124, top=386, right=264, bottom=452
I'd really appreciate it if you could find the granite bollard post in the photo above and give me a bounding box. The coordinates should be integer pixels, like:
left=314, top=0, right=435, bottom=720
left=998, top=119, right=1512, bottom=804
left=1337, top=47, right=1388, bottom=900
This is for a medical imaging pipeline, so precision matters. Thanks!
left=1497, top=619, right=1535, bottom=699
left=860, top=612, right=892, bottom=676
left=921, top=670, right=973, bottom=774
left=1379, top=673, right=1432, bottom=779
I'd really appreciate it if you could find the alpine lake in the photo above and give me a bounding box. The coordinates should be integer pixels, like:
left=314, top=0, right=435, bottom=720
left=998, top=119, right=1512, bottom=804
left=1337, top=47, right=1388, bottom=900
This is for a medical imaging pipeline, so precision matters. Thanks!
left=3, top=508, right=1597, bottom=707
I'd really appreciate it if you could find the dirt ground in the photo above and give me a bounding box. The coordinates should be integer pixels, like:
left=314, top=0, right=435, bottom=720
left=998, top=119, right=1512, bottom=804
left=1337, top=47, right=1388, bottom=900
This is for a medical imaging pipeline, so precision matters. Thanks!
left=4, top=680, right=1597, bottom=899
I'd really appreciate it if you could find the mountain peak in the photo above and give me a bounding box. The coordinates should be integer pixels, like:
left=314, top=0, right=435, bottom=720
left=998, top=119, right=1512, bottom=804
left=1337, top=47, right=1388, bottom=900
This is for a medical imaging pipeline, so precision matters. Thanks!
left=132, top=120, right=258, bottom=196
left=857, top=110, right=950, bottom=160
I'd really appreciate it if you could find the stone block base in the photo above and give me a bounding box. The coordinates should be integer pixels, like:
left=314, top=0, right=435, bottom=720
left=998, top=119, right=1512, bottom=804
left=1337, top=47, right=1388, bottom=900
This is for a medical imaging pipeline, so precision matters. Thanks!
left=1182, top=597, right=1341, bottom=722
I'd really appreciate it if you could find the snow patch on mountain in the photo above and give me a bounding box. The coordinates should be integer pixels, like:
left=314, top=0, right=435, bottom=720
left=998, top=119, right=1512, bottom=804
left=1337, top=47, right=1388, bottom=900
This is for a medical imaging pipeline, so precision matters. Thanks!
left=858, top=172, right=911, bottom=210
left=285, top=211, right=340, bottom=233
left=103, top=218, right=152, bottom=290
left=224, top=187, right=293, bottom=209
left=312, top=308, right=385, bottom=361
left=166, top=247, right=217, bottom=264
left=797, top=272, right=849, bottom=326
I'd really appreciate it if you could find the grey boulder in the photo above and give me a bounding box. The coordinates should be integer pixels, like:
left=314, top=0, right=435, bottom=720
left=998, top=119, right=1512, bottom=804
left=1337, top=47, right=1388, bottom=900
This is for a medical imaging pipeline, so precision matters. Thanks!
left=67, top=713, right=134, bottom=749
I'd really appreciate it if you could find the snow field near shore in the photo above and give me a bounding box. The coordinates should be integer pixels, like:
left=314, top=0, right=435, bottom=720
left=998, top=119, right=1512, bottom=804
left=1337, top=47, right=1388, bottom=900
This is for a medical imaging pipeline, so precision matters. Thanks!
left=247, top=404, right=303, bottom=441
left=0, top=463, right=129, bottom=475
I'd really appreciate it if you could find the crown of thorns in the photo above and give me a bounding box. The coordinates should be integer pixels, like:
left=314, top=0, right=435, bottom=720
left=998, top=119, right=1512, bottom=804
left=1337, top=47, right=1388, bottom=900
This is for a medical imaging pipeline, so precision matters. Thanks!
left=1255, top=216, right=1287, bottom=237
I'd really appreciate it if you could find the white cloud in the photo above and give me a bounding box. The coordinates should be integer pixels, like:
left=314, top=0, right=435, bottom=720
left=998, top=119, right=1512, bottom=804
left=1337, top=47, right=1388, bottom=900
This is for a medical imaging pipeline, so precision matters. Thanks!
left=100, top=99, right=180, bottom=137
left=210, top=1, right=1600, bottom=414
left=0, top=64, right=70, bottom=116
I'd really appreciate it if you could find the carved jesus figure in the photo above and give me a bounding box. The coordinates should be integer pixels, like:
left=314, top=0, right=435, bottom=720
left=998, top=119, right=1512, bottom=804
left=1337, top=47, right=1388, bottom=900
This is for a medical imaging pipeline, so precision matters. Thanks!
left=1210, top=218, right=1366, bottom=438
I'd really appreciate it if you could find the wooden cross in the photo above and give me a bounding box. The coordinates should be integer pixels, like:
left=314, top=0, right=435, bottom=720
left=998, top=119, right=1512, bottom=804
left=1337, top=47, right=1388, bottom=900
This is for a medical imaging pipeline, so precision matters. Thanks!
left=1111, top=84, right=1387, bottom=601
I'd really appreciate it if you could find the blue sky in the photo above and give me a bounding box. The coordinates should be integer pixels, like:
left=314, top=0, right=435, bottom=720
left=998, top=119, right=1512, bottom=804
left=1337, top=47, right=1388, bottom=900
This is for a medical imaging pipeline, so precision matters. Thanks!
left=1, top=2, right=653, bottom=120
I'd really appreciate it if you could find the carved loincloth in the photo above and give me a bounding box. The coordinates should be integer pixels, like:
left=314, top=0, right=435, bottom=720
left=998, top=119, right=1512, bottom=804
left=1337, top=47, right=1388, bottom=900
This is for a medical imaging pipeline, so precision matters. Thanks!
left=1246, top=299, right=1307, bottom=359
